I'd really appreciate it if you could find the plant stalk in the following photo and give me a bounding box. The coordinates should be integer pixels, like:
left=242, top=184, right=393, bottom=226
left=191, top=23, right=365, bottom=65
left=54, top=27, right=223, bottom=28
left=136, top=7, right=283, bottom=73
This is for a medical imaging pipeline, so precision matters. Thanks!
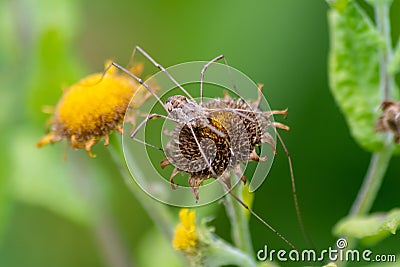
left=338, top=2, right=394, bottom=266
left=108, top=136, right=176, bottom=240
left=223, top=180, right=254, bottom=256
left=375, top=0, right=393, bottom=101
left=350, top=144, right=393, bottom=216
left=349, top=0, right=394, bottom=225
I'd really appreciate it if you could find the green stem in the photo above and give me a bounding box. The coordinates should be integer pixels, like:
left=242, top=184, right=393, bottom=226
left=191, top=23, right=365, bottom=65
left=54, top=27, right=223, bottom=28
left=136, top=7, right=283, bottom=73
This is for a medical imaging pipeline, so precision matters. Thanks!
left=349, top=145, right=393, bottom=216
left=374, top=0, right=393, bottom=101
left=71, top=154, right=133, bottom=267
left=108, top=135, right=176, bottom=241
left=349, top=0, right=394, bottom=226
left=348, top=0, right=394, bottom=218
left=338, top=2, right=394, bottom=266
left=223, top=181, right=254, bottom=256
left=338, top=146, right=393, bottom=267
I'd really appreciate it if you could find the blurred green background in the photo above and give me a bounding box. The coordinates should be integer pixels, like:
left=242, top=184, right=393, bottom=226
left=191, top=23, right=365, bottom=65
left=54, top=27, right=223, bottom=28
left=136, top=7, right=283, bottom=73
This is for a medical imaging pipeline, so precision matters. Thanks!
left=0, top=0, right=399, bottom=266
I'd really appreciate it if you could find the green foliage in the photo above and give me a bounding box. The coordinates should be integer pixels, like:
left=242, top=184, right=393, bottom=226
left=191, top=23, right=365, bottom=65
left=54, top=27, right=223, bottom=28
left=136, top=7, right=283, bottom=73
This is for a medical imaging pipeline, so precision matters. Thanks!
left=389, top=39, right=400, bottom=74
left=326, top=0, right=351, bottom=12
left=334, top=209, right=400, bottom=246
left=365, top=0, right=393, bottom=5
left=7, top=0, right=91, bottom=226
left=364, top=257, right=400, bottom=267
left=11, top=131, right=92, bottom=225
left=327, top=0, right=400, bottom=264
left=136, top=228, right=182, bottom=267
left=328, top=1, right=386, bottom=152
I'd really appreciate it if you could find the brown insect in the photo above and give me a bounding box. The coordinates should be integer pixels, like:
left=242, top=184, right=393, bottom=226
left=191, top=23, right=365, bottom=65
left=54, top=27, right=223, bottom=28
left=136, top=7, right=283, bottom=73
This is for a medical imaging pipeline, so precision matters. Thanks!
left=375, top=100, right=400, bottom=143
left=159, top=92, right=289, bottom=200
left=112, top=46, right=311, bottom=250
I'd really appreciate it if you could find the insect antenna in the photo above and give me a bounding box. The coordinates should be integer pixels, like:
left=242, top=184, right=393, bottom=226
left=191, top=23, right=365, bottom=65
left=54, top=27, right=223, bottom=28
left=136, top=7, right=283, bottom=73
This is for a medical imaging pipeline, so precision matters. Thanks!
left=275, top=130, right=314, bottom=248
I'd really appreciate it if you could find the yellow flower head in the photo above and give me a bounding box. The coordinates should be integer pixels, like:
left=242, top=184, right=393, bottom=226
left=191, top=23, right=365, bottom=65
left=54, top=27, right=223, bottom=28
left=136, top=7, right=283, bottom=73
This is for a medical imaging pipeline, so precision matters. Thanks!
left=173, top=209, right=198, bottom=252
left=37, top=62, right=149, bottom=157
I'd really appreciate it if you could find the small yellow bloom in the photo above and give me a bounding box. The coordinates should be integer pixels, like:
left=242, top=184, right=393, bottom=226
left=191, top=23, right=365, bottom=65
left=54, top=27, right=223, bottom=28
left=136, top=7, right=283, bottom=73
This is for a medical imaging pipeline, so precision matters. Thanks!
left=37, top=62, right=149, bottom=157
left=173, top=209, right=198, bottom=252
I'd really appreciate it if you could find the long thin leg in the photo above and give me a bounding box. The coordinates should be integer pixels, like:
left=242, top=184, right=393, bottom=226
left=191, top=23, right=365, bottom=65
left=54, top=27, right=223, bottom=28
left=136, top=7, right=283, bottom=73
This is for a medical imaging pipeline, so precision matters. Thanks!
left=131, top=137, right=163, bottom=151
left=200, top=55, right=243, bottom=107
left=130, top=113, right=179, bottom=138
left=129, top=114, right=175, bottom=151
left=200, top=55, right=224, bottom=106
left=188, top=125, right=217, bottom=177
left=205, top=107, right=288, bottom=117
left=110, top=62, right=169, bottom=114
left=255, top=84, right=264, bottom=107
left=217, top=179, right=298, bottom=251
left=221, top=56, right=239, bottom=95
left=135, top=46, right=195, bottom=102
left=275, top=130, right=314, bottom=248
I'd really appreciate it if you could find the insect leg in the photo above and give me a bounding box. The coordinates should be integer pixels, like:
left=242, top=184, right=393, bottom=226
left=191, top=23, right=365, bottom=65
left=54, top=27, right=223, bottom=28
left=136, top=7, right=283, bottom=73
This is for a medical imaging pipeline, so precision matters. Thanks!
left=217, top=178, right=298, bottom=251
left=110, top=62, right=170, bottom=114
left=130, top=113, right=179, bottom=138
left=188, top=125, right=217, bottom=177
left=200, top=55, right=224, bottom=106
left=275, top=130, right=314, bottom=248
left=134, top=46, right=195, bottom=102
left=128, top=113, right=180, bottom=156
left=255, top=83, right=264, bottom=107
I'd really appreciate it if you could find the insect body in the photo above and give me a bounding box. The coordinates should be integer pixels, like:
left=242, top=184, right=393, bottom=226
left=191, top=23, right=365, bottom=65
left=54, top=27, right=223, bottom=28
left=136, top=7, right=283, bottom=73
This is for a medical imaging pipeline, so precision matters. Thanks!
left=160, top=93, right=288, bottom=200
left=112, top=46, right=311, bottom=249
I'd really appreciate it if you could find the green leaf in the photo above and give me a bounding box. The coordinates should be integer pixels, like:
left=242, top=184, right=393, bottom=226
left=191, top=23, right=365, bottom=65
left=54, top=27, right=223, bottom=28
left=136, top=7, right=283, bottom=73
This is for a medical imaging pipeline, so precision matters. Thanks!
left=333, top=209, right=400, bottom=246
left=328, top=2, right=387, bottom=152
left=363, top=256, right=400, bottom=267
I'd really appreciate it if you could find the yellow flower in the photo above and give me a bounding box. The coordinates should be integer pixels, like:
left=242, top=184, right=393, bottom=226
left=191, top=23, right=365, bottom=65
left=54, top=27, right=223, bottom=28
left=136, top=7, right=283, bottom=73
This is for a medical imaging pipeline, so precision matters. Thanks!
left=173, top=209, right=198, bottom=252
left=37, top=62, right=149, bottom=157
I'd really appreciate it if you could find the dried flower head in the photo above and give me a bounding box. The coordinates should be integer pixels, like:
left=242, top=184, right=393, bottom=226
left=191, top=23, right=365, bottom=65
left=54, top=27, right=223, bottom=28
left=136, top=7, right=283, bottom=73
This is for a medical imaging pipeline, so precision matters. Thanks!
left=172, top=209, right=198, bottom=253
left=37, top=62, right=150, bottom=157
left=375, top=100, right=400, bottom=143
